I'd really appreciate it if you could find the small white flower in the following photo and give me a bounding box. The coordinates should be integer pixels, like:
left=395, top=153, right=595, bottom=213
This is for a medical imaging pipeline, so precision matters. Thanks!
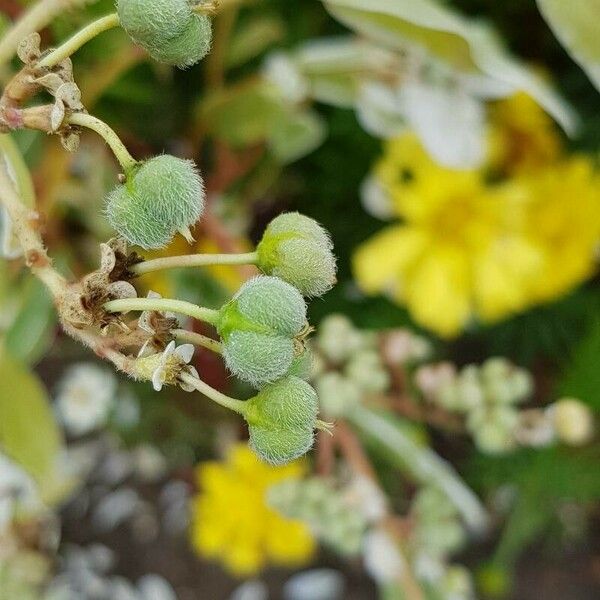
left=151, top=341, right=198, bottom=392
left=55, top=364, right=116, bottom=436
left=137, top=291, right=178, bottom=358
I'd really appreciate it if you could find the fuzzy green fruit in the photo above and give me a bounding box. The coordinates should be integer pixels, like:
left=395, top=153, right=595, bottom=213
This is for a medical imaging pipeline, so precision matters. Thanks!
left=117, top=0, right=213, bottom=68
left=106, top=155, right=205, bottom=249
left=245, top=376, right=319, bottom=465
left=218, top=276, right=308, bottom=387
left=146, top=15, right=213, bottom=69
left=257, top=212, right=337, bottom=297
left=117, top=0, right=190, bottom=45
left=223, top=332, right=295, bottom=388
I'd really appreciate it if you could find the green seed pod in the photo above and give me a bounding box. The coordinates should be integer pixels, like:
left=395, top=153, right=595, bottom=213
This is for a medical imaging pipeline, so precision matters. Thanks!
left=257, top=212, right=337, bottom=297
left=117, top=0, right=190, bottom=45
left=248, top=427, right=315, bottom=467
left=217, top=276, right=308, bottom=387
left=223, top=332, right=295, bottom=388
left=146, top=15, right=213, bottom=69
left=117, top=0, right=213, bottom=68
left=106, top=155, right=205, bottom=249
left=286, top=348, right=314, bottom=380
left=245, top=376, right=319, bottom=465
left=234, top=275, right=307, bottom=336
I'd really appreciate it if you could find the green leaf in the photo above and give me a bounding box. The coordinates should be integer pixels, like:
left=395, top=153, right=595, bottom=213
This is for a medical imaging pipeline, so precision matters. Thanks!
left=268, top=108, right=327, bottom=164
left=5, top=278, right=56, bottom=365
left=556, top=319, right=600, bottom=412
left=200, top=81, right=285, bottom=147
left=227, top=16, right=286, bottom=69
left=0, top=350, right=63, bottom=485
left=537, top=0, right=600, bottom=92
left=321, top=0, right=578, bottom=134
left=349, top=404, right=489, bottom=533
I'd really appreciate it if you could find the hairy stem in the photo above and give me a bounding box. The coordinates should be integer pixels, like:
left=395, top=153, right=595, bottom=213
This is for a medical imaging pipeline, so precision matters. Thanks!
left=66, top=112, right=137, bottom=172
left=104, top=297, right=221, bottom=327
left=173, top=329, right=223, bottom=354
left=0, top=0, right=95, bottom=66
left=180, top=372, right=248, bottom=415
left=38, top=13, right=120, bottom=69
left=0, top=151, right=65, bottom=296
left=133, top=251, right=258, bottom=276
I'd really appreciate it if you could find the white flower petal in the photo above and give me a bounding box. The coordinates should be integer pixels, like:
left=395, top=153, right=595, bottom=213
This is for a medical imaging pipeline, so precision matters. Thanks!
left=152, top=367, right=165, bottom=392
left=147, top=291, right=162, bottom=299
left=174, top=344, right=194, bottom=364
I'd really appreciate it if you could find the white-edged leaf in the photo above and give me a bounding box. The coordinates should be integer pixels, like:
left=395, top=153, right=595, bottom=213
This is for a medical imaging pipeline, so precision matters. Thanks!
left=537, top=0, right=600, bottom=92
left=322, top=0, right=578, bottom=134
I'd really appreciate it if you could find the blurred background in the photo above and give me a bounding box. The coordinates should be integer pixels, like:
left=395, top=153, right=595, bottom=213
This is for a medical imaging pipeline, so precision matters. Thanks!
left=0, top=0, right=599, bottom=599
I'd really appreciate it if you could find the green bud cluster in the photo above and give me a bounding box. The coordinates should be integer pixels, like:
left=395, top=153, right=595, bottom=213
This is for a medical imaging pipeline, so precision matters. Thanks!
left=244, top=376, right=319, bottom=465
left=311, top=314, right=390, bottom=418
left=267, top=477, right=368, bottom=555
left=117, top=0, right=212, bottom=68
left=107, top=155, right=205, bottom=249
left=411, top=487, right=466, bottom=558
left=217, top=276, right=308, bottom=387
left=432, top=358, right=533, bottom=455
left=257, top=213, right=337, bottom=298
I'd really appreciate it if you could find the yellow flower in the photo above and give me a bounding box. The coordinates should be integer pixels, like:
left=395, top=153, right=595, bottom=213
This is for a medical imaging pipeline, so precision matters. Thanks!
left=519, top=157, right=600, bottom=303
left=353, top=131, right=600, bottom=338
left=488, top=92, right=563, bottom=176
left=190, top=444, right=315, bottom=576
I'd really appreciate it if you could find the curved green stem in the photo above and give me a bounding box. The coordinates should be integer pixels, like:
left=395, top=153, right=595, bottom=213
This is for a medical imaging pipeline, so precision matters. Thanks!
left=104, top=297, right=221, bottom=326
left=180, top=372, right=248, bottom=415
left=173, top=328, right=223, bottom=354
left=66, top=112, right=137, bottom=173
left=133, top=251, right=259, bottom=276
left=38, top=13, right=121, bottom=69
left=0, top=0, right=92, bottom=66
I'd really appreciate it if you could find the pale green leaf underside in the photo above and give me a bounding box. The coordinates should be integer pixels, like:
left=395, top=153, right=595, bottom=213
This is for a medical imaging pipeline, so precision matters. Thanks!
left=537, top=0, right=600, bottom=92
left=0, top=350, right=63, bottom=484
left=322, top=0, right=578, bottom=135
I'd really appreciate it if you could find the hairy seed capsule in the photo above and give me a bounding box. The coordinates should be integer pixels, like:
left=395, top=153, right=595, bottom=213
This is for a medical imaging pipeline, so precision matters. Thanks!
left=257, top=212, right=337, bottom=297
left=245, top=376, right=319, bottom=465
left=106, top=155, right=205, bottom=249
left=117, top=0, right=213, bottom=68
left=217, top=276, right=308, bottom=387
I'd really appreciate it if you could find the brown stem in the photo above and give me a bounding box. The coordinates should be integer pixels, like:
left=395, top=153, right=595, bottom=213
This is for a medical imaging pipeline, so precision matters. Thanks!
left=316, top=428, right=335, bottom=476
left=334, top=421, right=424, bottom=600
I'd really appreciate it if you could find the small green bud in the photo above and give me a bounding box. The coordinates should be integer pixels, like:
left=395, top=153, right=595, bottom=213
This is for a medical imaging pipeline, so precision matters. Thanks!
left=106, top=155, right=205, bottom=249
left=316, top=372, right=361, bottom=418
left=257, top=212, right=337, bottom=297
left=117, top=0, right=213, bottom=68
left=245, top=376, right=319, bottom=465
left=218, top=276, right=308, bottom=387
